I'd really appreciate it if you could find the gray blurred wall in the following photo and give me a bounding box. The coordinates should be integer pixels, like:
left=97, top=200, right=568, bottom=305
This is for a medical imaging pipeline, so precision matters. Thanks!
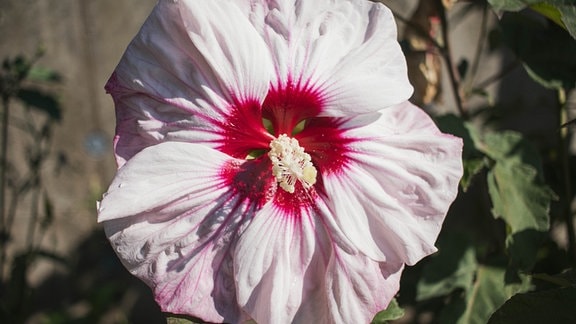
left=0, top=0, right=157, bottom=284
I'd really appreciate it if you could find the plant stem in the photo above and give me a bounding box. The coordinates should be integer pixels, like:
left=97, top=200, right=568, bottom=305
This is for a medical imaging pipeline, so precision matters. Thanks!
left=436, top=0, right=468, bottom=119
left=473, top=60, right=521, bottom=92
left=392, top=12, right=444, bottom=51
left=465, top=1, right=489, bottom=95
left=559, top=88, right=576, bottom=266
left=0, top=95, right=9, bottom=282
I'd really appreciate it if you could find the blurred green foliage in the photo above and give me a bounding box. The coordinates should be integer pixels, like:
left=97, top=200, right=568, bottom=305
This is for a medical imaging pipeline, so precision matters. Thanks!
left=388, top=0, right=576, bottom=323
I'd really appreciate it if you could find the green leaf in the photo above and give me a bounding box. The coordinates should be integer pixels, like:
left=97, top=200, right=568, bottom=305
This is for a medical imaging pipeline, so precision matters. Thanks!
left=435, top=115, right=479, bottom=159
left=488, top=287, right=576, bottom=324
left=487, top=162, right=550, bottom=231
left=27, top=66, right=62, bottom=83
left=557, top=4, right=576, bottom=39
left=166, top=315, right=206, bottom=324
left=530, top=3, right=566, bottom=29
left=487, top=0, right=530, bottom=11
left=505, top=229, right=547, bottom=275
left=532, top=268, right=576, bottom=287
left=416, top=234, right=478, bottom=301
left=462, top=158, right=487, bottom=192
left=440, top=266, right=531, bottom=324
left=488, top=0, right=576, bottom=39
left=482, top=131, right=552, bottom=231
left=478, top=131, right=554, bottom=271
left=371, top=298, right=405, bottom=323
left=434, top=115, right=487, bottom=191
left=500, top=11, right=576, bottom=88
left=16, top=87, right=62, bottom=121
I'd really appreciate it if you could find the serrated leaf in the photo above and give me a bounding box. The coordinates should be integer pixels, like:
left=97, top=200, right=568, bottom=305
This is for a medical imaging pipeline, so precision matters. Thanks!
left=487, top=163, right=551, bottom=231
left=479, top=131, right=554, bottom=271
left=440, top=266, right=531, bottom=324
left=371, top=298, right=405, bottom=323
left=488, top=287, right=576, bottom=324
left=478, top=131, right=552, bottom=231
left=416, top=234, right=478, bottom=301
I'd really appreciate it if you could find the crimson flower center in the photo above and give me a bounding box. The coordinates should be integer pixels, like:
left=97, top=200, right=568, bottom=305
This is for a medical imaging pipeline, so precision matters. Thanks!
left=217, top=80, right=353, bottom=203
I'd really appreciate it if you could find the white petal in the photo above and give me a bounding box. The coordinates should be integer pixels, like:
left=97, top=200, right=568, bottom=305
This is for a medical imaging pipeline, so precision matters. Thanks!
left=323, top=101, right=463, bottom=265
left=98, top=142, right=250, bottom=323
left=176, top=0, right=275, bottom=102
left=248, top=0, right=412, bottom=115
left=110, top=87, right=222, bottom=167
left=324, top=251, right=404, bottom=324
left=107, top=0, right=275, bottom=165
left=288, top=210, right=403, bottom=324
left=234, top=203, right=316, bottom=323
left=234, top=196, right=403, bottom=324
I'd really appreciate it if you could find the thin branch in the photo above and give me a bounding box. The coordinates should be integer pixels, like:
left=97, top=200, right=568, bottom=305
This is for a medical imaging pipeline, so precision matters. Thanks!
left=559, top=88, right=576, bottom=266
left=436, top=0, right=468, bottom=119
left=473, top=60, right=521, bottom=92
left=465, top=1, right=489, bottom=93
left=392, top=11, right=444, bottom=51
left=0, top=96, right=9, bottom=283
left=560, top=118, right=576, bottom=129
left=393, top=4, right=468, bottom=118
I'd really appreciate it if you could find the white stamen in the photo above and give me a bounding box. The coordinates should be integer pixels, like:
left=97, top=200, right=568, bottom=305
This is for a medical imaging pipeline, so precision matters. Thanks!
left=268, top=134, right=317, bottom=193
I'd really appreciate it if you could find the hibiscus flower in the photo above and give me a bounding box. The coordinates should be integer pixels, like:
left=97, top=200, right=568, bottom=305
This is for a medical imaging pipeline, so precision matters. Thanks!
left=98, top=0, right=463, bottom=323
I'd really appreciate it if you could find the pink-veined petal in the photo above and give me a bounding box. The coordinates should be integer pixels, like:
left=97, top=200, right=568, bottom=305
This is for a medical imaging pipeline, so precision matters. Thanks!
left=176, top=0, right=274, bottom=102
left=322, top=101, right=463, bottom=265
left=109, top=86, right=223, bottom=167
left=247, top=0, right=412, bottom=116
left=324, top=250, right=403, bottom=324
left=233, top=198, right=402, bottom=324
left=234, top=204, right=315, bottom=323
left=106, top=0, right=275, bottom=166
left=300, top=203, right=405, bottom=324
left=98, top=142, right=254, bottom=323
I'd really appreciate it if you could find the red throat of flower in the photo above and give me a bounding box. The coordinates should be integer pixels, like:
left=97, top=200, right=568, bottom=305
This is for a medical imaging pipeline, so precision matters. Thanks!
left=215, top=80, right=355, bottom=212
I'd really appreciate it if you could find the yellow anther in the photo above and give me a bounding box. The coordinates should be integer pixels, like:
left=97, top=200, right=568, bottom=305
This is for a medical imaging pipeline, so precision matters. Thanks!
left=268, top=134, right=317, bottom=193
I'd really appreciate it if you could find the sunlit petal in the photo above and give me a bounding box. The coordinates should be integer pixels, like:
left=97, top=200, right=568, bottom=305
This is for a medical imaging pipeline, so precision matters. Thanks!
left=106, top=0, right=275, bottom=166
left=234, top=198, right=404, bottom=324
left=323, top=101, right=463, bottom=265
left=99, top=142, right=252, bottom=322
left=247, top=0, right=412, bottom=116
left=324, top=251, right=403, bottom=324
left=234, top=204, right=315, bottom=323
